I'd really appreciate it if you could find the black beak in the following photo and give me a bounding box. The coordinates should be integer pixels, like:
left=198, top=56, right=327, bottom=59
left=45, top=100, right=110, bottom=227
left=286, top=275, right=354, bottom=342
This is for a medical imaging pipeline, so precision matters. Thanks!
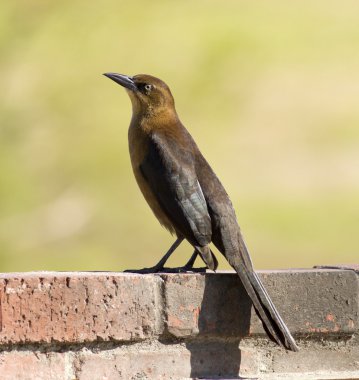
left=103, top=73, right=137, bottom=91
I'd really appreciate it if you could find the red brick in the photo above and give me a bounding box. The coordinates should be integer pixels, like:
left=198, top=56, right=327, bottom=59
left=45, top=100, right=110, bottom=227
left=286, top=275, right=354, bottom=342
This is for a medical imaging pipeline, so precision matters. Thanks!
left=0, top=352, right=65, bottom=380
left=161, top=272, right=258, bottom=338
left=0, top=272, right=161, bottom=344
left=257, top=269, right=359, bottom=335
left=161, top=270, right=358, bottom=339
left=0, top=269, right=357, bottom=346
left=0, top=270, right=357, bottom=379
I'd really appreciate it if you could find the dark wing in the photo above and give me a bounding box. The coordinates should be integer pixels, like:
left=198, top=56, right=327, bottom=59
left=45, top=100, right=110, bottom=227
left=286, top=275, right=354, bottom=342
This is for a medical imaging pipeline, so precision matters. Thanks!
left=140, top=132, right=212, bottom=247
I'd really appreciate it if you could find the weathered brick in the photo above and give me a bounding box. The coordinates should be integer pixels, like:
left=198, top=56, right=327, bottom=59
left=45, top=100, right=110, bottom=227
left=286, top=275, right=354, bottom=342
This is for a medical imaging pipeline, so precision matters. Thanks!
left=0, top=269, right=357, bottom=379
left=0, top=272, right=161, bottom=344
left=257, top=269, right=359, bottom=335
left=74, top=342, right=258, bottom=379
left=161, top=269, right=358, bottom=339
left=272, top=343, right=359, bottom=373
left=0, top=351, right=65, bottom=380
left=161, top=272, right=253, bottom=338
left=186, top=341, right=259, bottom=378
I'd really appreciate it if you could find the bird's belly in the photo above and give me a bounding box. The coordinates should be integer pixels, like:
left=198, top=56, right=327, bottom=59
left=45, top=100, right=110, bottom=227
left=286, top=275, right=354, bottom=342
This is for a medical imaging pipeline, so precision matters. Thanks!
left=128, top=123, right=176, bottom=234
left=132, top=165, right=176, bottom=233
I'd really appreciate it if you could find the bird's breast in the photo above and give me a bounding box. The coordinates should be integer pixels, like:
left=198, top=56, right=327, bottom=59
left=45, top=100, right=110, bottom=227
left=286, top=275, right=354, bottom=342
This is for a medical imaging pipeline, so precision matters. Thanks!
left=128, top=121, right=176, bottom=234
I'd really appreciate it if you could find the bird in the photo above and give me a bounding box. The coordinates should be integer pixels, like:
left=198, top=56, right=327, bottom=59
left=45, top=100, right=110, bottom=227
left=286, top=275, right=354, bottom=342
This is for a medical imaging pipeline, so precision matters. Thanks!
left=104, top=72, right=299, bottom=352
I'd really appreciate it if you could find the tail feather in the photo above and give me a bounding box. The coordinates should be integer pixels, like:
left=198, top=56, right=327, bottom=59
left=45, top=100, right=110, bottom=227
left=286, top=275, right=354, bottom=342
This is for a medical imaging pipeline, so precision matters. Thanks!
left=195, top=245, right=217, bottom=271
left=231, top=237, right=299, bottom=352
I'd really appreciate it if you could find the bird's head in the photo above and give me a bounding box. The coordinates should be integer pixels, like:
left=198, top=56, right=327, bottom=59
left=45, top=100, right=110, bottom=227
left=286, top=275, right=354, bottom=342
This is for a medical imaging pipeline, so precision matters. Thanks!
left=104, top=73, right=176, bottom=118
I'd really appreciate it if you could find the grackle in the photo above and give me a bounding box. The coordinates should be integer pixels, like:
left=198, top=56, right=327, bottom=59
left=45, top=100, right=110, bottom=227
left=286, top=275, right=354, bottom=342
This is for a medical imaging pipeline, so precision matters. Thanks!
left=104, top=73, right=298, bottom=351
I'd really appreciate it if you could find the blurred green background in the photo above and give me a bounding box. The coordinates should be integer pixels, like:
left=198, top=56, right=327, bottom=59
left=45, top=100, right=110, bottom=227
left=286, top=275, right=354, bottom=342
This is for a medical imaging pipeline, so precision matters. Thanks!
left=0, top=1, right=358, bottom=272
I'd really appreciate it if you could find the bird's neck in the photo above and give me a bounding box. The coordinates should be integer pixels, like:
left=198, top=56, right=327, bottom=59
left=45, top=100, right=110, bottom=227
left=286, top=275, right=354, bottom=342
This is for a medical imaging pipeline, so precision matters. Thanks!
left=131, top=105, right=180, bottom=135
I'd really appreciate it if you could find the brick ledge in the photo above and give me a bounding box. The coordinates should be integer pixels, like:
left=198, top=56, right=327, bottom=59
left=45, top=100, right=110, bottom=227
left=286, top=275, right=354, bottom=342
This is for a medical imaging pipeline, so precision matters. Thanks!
left=0, top=267, right=358, bottom=379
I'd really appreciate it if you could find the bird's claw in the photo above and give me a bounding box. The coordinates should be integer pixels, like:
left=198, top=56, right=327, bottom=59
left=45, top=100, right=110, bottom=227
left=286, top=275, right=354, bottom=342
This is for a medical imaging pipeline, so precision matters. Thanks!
left=124, top=266, right=207, bottom=274
left=158, top=266, right=207, bottom=273
left=124, top=266, right=162, bottom=274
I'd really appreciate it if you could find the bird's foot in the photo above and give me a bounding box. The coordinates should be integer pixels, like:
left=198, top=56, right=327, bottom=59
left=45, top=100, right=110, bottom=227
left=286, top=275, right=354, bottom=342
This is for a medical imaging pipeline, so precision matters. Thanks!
left=124, top=266, right=207, bottom=274
left=124, top=266, right=163, bottom=274
left=158, top=266, right=207, bottom=273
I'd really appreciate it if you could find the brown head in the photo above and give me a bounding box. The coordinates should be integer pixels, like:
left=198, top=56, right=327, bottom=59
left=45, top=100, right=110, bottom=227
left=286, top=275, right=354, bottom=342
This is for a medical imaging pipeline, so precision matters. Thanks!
left=103, top=73, right=176, bottom=120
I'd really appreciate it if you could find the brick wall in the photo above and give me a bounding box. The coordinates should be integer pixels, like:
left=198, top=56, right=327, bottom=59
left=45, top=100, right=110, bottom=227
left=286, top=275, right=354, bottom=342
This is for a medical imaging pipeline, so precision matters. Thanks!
left=0, top=268, right=358, bottom=379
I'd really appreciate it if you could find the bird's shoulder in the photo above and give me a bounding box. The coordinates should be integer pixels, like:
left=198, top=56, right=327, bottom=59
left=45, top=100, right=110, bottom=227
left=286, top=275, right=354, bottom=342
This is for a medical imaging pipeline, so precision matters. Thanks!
left=148, top=121, right=195, bottom=165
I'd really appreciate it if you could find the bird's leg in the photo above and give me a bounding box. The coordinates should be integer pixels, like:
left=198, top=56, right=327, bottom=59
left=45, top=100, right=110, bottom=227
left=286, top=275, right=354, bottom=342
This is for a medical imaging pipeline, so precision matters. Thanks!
left=159, top=250, right=203, bottom=273
left=160, top=250, right=212, bottom=273
left=185, top=248, right=218, bottom=272
left=124, top=237, right=184, bottom=274
left=183, top=251, right=198, bottom=269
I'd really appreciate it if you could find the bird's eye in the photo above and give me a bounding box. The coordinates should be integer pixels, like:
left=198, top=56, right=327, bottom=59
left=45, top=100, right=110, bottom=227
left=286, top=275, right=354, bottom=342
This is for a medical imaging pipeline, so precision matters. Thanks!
left=144, top=84, right=152, bottom=92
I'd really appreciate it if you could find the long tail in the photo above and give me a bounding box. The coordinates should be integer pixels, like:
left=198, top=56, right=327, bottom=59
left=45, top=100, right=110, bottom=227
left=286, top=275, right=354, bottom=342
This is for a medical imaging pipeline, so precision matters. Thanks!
left=229, top=234, right=299, bottom=352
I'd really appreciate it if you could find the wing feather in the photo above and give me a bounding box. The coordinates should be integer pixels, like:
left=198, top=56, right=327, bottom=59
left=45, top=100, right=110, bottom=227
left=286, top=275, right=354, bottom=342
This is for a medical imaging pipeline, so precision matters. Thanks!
left=140, top=132, right=211, bottom=247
